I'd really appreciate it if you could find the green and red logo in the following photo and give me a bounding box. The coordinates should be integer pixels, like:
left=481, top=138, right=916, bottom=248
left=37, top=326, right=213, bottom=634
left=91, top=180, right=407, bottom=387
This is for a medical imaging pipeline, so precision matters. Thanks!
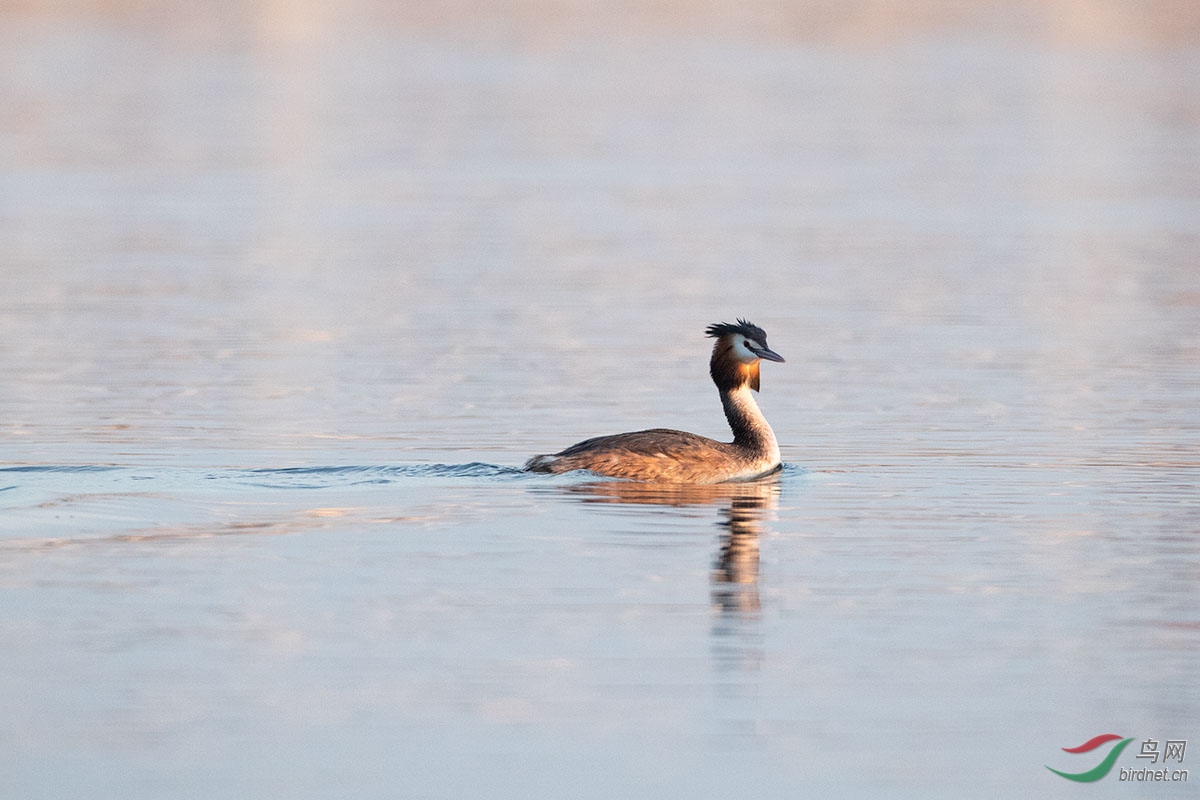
left=1046, top=734, right=1135, bottom=782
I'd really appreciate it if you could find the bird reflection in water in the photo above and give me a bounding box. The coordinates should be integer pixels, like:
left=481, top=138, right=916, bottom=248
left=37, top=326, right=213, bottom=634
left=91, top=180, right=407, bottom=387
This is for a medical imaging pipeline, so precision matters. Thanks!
left=553, top=476, right=780, bottom=614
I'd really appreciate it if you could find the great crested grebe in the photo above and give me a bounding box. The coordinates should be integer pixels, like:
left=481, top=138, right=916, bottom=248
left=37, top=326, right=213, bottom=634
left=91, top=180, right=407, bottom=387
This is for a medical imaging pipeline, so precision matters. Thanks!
left=525, top=319, right=785, bottom=483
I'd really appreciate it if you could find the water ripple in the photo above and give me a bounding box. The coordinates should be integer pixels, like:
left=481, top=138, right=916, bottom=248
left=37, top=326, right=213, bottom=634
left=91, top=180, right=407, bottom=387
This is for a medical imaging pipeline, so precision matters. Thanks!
left=232, top=462, right=529, bottom=488
left=0, top=462, right=534, bottom=501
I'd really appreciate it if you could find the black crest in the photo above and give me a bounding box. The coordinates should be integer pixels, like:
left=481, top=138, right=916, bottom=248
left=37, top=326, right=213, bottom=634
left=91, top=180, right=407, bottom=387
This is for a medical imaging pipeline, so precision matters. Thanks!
left=705, top=318, right=768, bottom=343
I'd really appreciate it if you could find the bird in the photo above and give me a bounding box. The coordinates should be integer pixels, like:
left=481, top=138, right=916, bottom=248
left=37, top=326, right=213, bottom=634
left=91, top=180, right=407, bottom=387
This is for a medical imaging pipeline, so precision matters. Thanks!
left=525, top=319, right=785, bottom=483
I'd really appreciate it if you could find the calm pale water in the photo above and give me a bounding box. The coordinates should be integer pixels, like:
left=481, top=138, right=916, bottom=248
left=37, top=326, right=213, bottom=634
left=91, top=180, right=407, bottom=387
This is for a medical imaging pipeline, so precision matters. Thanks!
left=2, top=2, right=1199, bottom=797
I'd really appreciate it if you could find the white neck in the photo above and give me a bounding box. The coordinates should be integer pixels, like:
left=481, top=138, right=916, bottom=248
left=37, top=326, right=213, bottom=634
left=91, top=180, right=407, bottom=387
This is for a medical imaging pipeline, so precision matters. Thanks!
left=722, top=384, right=779, bottom=462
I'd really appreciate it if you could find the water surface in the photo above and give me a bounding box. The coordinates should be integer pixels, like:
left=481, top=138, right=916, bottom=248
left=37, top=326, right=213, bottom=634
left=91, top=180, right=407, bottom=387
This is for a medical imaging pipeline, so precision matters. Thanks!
left=2, top=2, right=1198, bottom=797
